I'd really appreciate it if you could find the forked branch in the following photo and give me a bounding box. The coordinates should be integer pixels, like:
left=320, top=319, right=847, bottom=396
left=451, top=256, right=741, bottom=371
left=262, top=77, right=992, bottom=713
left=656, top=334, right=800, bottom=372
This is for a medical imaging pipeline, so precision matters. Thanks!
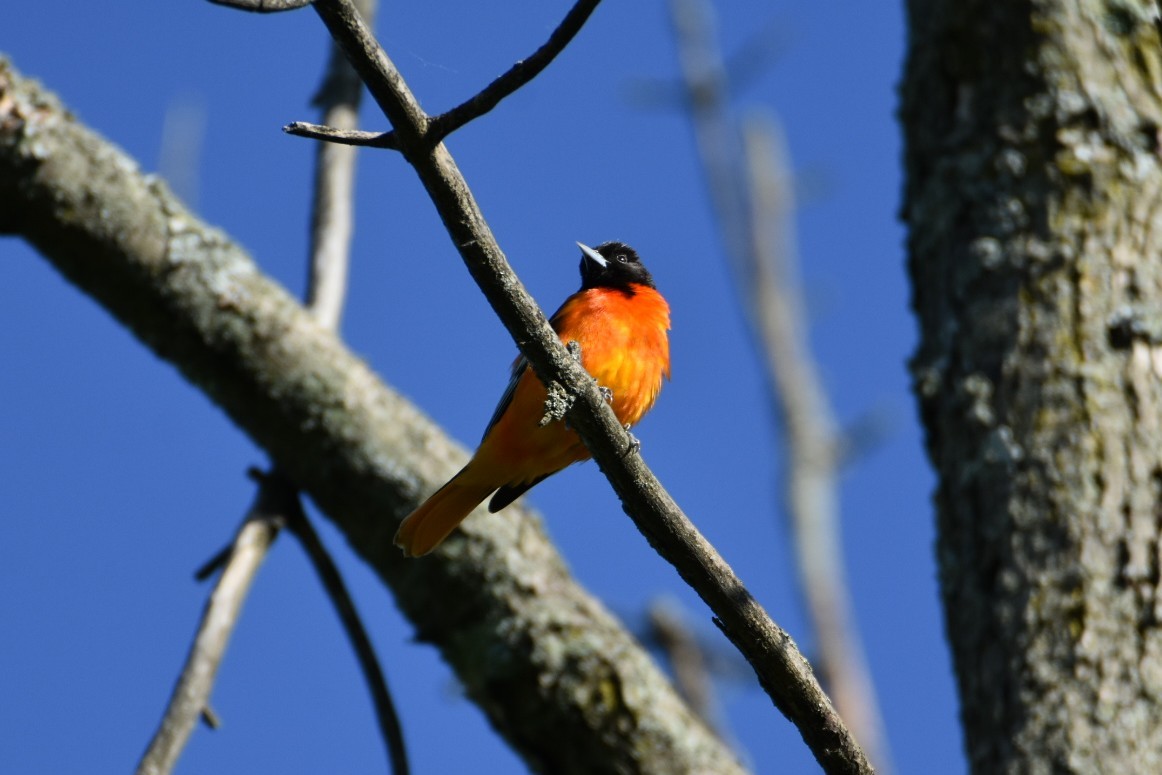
left=286, top=0, right=601, bottom=150
left=298, top=1, right=873, bottom=771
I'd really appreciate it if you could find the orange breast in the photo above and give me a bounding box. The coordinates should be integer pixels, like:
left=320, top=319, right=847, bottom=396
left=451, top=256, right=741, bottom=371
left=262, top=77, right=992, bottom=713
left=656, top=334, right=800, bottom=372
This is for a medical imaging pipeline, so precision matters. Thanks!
left=553, top=284, right=671, bottom=427
left=470, top=284, right=671, bottom=488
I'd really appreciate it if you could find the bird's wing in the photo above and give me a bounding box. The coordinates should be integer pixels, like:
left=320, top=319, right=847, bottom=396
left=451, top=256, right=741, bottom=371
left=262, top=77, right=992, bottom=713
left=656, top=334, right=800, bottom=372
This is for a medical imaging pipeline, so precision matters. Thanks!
left=481, top=354, right=528, bottom=443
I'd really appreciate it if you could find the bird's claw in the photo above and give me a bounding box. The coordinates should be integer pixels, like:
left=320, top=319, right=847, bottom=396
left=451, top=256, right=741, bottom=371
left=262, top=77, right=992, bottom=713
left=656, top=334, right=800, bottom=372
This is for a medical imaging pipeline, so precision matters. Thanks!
left=624, top=425, right=640, bottom=456
left=598, top=386, right=614, bottom=404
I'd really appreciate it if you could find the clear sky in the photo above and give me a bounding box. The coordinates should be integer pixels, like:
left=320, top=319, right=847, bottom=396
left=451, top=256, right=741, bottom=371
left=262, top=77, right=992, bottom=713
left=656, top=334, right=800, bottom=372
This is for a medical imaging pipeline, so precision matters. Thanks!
left=1, top=2, right=961, bottom=773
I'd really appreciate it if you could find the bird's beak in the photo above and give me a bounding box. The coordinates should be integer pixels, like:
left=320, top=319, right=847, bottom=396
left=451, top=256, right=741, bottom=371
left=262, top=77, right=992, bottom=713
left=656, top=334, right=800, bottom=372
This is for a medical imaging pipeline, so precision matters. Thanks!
left=577, top=241, right=607, bottom=268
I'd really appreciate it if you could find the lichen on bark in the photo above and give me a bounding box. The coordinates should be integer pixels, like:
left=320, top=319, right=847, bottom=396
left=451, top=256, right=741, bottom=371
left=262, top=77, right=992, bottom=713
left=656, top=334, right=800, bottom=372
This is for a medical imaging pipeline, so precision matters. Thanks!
left=902, top=1, right=1162, bottom=772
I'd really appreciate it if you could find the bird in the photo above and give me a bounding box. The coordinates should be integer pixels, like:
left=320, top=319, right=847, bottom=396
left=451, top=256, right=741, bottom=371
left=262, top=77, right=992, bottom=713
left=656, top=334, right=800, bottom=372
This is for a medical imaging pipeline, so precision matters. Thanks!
left=394, top=241, right=671, bottom=557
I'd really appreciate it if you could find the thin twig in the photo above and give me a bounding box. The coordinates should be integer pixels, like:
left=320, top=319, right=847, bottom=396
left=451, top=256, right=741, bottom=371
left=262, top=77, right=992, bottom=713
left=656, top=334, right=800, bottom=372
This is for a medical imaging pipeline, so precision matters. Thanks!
left=304, top=0, right=372, bottom=332
left=668, top=0, right=892, bottom=770
left=306, top=1, right=872, bottom=771
left=744, top=115, right=893, bottom=775
left=299, top=3, right=410, bottom=768
left=136, top=486, right=287, bottom=775
left=287, top=0, right=602, bottom=152
left=285, top=121, right=398, bottom=149
left=298, top=5, right=409, bottom=769
left=206, top=0, right=310, bottom=12
left=276, top=474, right=410, bottom=775
left=425, top=0, right=602, bottom=144
left=143, top=1, right=405, bottom=769
left=646, top=598, right=723, bottom=736
left=193, top=544, right=233, bottom=581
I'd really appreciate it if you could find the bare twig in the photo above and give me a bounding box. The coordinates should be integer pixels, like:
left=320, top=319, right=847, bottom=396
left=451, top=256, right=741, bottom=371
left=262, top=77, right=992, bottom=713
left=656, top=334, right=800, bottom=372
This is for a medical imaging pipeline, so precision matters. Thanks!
left=193, top=544, right=233, bottom=581
left=305, top=1, right=871, bottom=771
left=744, top=115, right=893, bottom=774
left=279, top=475, right=409, bottom=775
left=305, top=7, right=372, bottom=330
left=646, top=598, right=723, bottom=735
left=207, top=0, right=310, bottom=12
left=136, top=486, right=287, bottom=775
left=424, top=0, right=602, bottom=144
left=669, top=0, right=892, bottom=770
left=287, top=0, right=602, bottom=152
left=297, top=4, right=410, bottom=769
left=141, top=2, right=406, bottom=769
left=286, top=121, right=397, bottom=149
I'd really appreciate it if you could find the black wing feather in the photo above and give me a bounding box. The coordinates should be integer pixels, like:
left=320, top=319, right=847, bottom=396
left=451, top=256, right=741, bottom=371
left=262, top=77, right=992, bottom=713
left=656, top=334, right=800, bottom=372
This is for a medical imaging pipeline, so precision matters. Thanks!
left=481, top=304, right=570, bottom=443
left=481, top=355, right=529, bottom=443
left=489, top=473, right=553, bottom=512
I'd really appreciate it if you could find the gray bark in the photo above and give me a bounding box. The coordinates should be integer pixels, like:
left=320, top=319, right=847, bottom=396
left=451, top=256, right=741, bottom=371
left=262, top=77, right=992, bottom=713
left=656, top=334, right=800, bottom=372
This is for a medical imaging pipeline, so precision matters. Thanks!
left=902, top=1, right=1162, bottom=772
left=0, top=58, right=742, bottom=775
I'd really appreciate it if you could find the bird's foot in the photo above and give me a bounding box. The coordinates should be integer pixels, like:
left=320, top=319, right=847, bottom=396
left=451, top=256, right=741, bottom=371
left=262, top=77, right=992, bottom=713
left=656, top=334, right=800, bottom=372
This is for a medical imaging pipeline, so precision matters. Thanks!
left=624, top=425, right=641, bottom=456
left=598, top=385, right=614, bottom=404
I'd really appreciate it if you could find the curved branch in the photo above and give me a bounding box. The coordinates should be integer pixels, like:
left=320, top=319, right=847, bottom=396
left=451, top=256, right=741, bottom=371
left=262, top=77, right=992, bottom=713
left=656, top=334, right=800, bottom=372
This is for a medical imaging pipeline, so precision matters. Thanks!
left=424, top=0, right=602, bottom=144
left=306, top=2, right=872, bottom=772
left=0, top=58, right=742, bottom=775
left=267, top=470, right=410, bottom=775
left=286, top=0, right=602, bottom=152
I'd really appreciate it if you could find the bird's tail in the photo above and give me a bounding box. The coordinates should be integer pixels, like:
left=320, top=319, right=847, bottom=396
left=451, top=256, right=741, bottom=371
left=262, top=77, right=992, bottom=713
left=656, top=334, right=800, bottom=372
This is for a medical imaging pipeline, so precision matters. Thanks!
left=394, top=466, right=496, bottom=557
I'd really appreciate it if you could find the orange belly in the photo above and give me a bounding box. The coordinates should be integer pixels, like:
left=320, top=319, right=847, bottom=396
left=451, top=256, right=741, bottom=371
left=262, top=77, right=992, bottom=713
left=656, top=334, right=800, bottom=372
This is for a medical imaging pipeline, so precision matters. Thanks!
left=471, top=283, right=671, bottom=488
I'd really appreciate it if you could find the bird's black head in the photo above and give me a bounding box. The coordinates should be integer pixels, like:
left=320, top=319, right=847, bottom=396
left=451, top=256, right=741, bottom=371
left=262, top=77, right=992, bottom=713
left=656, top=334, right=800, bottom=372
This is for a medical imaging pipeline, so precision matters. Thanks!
left=577, top=241, right=655, bottom=292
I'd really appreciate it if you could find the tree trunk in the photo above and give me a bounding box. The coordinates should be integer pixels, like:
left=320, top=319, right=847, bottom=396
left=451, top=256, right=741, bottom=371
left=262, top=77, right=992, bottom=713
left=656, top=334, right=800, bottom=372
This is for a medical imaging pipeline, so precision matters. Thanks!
left=902, top=1, right=1162, bottom=772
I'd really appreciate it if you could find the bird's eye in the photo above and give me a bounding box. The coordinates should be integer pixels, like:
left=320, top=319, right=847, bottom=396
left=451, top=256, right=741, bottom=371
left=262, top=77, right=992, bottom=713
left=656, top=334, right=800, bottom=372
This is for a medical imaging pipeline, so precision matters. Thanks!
left=616, top=254, right=628, bottom=263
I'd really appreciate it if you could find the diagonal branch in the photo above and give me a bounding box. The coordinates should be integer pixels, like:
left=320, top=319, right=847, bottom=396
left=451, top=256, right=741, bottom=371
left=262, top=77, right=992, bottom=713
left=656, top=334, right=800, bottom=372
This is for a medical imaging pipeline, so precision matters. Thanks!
left=265, top=469, right=410, bottom=775
left=284, top=0, right=602, bottom=151
left=668, top=0, right=891, bottom=769
left=0, top=57, right=743, bottom=775
left=136, top=2, right=407, bottom=768
left=424, top=0, right=602, bottom=144
left=743, top=114, right=893, bottom=775
left=136, top=482, right=287, bottom=775
left=305, top=2, right=872, bottom=772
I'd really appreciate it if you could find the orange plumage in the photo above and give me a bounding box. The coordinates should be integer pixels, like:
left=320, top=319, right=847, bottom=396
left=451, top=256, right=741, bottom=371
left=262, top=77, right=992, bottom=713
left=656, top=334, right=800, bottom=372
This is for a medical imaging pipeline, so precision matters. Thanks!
left=394, top=241, right=671, bottom=557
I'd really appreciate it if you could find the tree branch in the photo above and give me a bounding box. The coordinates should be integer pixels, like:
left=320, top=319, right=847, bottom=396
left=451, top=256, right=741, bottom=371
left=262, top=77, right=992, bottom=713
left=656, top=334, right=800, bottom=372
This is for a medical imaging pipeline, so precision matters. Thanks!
left=667, top=0, right=891, bottom=770
left=136, top=483, right=286, bottom=775
left=284, top=0, right=602, bottom=152
left=206, top=0, right=310, bottom=13
left=304, top=2, right=872, bottom=771
left=646, top=599, right=724, bottom=737
left=285, top=121, right=398, bottom=149
left=143, top=4, right=408, bottom=769
left=424, top=0, right=602, bottom=144
left=743, top=115, right=893, bottom=774
left=0, top=57, right=743, bottom=775
left=305, top=7, right=372, bottom=331
left=264, top=469, right=410, bottom=775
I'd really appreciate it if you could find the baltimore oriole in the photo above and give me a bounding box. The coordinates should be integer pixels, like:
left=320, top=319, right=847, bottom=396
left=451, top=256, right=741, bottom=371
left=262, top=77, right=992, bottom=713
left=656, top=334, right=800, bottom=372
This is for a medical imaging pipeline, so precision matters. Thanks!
left=394, top=241, right=671, bottom=557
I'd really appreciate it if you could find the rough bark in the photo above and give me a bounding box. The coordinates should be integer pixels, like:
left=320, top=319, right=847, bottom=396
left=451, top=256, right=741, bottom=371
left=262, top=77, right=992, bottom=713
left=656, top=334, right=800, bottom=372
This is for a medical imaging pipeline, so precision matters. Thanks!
left=0, top=58, right=743, bottom=775
left=902, top=1, right=1162, bottom=772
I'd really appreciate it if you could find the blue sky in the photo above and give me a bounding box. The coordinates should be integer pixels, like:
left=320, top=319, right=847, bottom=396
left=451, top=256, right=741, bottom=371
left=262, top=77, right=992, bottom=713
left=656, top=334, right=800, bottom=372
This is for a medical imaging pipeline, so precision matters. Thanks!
left=1, top=2, right=961, bottom=773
